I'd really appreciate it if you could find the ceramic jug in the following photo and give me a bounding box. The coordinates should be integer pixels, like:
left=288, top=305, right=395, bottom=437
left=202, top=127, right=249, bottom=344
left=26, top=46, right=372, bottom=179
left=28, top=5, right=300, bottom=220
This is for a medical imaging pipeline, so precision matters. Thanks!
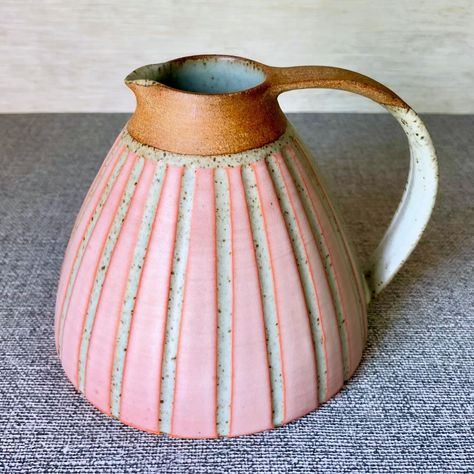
left=55, top=55, right=438, bottom=438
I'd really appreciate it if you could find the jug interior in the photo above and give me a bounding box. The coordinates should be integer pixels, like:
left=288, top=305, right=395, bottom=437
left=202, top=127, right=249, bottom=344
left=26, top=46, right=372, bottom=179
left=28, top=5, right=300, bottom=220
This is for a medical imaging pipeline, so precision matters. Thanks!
left=127, top=57, right=266, bottom=94
left=125, top=55, right=288, bottom=154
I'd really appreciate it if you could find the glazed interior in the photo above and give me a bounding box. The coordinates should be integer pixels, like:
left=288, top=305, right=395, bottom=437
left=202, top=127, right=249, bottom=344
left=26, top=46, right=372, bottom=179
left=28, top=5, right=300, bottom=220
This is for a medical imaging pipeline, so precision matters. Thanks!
left=126, top=56, right=267, bottom=94
left=125, top=55, right=288, bottom=155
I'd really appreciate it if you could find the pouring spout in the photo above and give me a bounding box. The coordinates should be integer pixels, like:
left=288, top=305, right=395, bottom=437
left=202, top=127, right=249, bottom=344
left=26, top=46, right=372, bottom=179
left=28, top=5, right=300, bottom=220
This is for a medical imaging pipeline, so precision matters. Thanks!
left=125, top=55, right=288, bottom=156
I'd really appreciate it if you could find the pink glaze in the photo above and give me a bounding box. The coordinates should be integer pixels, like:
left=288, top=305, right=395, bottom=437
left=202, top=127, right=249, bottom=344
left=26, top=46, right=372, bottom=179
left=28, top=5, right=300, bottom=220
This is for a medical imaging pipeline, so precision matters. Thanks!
left=293, top=138, right=367, bottom=343
left=287, top=144, right=364, bottom=376
left=227, top=167, right=272, bottom=436
left=273, top=153, right=344, bottom=399
left=57, top=129, right=368, bottom=438
left=72, top=138, right=123, bottom=237
left=171, top=168, right=218, bottom=438
left=84, top=159, right=155, bottom=413
left=55, top=143, right=125, bottom=348
left=120, top=166, right=183, bottom=432
left=252, top=160, right=318, bottom=422
left=60, top=153, right=136, bottom=386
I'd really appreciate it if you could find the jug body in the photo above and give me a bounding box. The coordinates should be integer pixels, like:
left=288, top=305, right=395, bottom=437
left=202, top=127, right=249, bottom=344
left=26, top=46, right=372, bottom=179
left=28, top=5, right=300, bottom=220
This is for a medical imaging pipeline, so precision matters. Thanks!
left=55, top=55, right=437, bottom=437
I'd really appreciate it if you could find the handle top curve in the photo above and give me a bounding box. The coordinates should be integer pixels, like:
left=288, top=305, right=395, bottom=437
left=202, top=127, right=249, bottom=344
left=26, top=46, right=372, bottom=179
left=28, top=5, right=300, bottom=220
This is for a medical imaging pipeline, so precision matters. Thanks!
left=265, top=65, right=409, bottom=109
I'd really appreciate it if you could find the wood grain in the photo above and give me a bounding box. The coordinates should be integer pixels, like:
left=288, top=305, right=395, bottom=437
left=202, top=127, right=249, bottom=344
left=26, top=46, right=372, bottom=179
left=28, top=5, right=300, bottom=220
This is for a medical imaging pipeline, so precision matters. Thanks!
left=0, top=0, right=472, bottom=113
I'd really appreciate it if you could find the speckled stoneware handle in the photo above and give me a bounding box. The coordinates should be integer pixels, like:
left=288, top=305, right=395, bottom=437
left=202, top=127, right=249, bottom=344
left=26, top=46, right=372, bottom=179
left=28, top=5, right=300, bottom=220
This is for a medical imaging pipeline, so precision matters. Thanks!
left=267, top=66, right=439, bottom=296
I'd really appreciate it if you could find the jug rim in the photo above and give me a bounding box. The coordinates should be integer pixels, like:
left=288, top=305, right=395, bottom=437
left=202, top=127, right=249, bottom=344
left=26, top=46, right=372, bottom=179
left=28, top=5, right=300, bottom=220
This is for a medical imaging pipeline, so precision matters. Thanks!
left=125, top=54, right=289, bottom=155
left=125, top=54, right=272, bottom=97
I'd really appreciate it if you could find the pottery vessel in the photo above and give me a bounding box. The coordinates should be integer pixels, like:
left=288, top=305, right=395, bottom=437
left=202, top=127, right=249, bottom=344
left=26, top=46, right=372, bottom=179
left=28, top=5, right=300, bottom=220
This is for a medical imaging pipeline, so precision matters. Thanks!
left=55, top=55, right=438, bottom=437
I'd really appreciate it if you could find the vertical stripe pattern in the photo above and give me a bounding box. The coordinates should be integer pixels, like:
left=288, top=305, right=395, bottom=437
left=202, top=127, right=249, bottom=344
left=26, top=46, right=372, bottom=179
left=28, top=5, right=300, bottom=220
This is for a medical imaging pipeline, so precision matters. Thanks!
left=158, top=168, right=196, bottom=434
left=242, top=165, right=285, bottom=426
left=78, top=158, right=144, bottom=392
left=266, top=154, right=327, bottom=401
left=214, top=169, right=234, bottom=436
left=171, top=168, right=218, bottom=438
left=56, top=128, right=366, bottom=437
left=281, top=145, right=352, bottom=379
left=57, top=148, right=128, bottom=354
left=293, top=137, right=367, bottom=343
left=252, top=159, right=318, bottom=422
left=110, top=162, right=166, bottom=417
left=84, top=159, right=156, bottom=412
left=227, top=167, right=273, bottom=436
left=118, top=165, right=183, bottom=432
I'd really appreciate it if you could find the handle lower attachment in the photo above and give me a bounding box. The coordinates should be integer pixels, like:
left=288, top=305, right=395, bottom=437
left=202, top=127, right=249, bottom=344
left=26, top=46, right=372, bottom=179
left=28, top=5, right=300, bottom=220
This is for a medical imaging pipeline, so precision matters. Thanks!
left=267, top=66, right=438, bottom=296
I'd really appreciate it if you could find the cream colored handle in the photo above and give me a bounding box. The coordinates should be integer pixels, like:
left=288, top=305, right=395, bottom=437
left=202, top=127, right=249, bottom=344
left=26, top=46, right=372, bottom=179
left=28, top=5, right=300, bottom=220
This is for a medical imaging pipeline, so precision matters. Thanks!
left=268, top=66, right=438, bottom=296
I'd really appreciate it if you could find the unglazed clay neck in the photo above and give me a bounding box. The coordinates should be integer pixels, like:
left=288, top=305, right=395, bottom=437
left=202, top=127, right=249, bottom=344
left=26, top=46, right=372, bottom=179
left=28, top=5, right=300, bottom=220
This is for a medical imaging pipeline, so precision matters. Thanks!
left=125, top=54, right=408, bottom=156
left=125, top=55, right=288, bottom=156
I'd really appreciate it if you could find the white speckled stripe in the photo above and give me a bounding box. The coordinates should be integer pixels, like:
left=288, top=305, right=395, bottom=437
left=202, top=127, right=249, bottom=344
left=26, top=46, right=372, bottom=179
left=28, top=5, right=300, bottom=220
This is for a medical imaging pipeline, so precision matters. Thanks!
left=292, top=137, right=367, bottom=343
left=266, top=156, right=325, bottom=401
left=58, top=149, right=129, bottom=355
left=78, top=158, right=145, bottom=392
left=214, top=168, right=233, bottom=436
left=281, top=147, right=351, bottom=380
left=242, top=165, right=285, bottom=426
left=159, top=168, right=196, bottom=434
left=120, top=127, right=293, bottom=168
left=110, top=162, right=167, bottom=417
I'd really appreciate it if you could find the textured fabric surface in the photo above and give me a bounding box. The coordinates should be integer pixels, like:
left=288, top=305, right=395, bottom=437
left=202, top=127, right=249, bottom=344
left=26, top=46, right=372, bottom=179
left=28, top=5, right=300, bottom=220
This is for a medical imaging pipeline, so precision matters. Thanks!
left=0, top=113, right=472, bottom=473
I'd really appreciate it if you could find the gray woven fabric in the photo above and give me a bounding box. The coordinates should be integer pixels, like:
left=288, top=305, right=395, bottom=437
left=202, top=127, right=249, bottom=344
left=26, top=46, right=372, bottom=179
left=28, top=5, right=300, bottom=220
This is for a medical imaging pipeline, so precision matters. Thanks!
left=0, top=113, right=472, bottom=473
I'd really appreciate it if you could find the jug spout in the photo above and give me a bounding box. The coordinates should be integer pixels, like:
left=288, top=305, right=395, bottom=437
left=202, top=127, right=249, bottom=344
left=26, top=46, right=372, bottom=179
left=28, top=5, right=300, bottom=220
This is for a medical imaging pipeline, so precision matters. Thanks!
left=125, top=55, right=288, bottom=155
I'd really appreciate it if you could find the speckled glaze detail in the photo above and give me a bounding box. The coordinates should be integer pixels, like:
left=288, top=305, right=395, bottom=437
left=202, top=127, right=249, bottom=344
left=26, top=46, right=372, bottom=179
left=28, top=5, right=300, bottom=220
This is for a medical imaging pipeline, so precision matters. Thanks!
left=282, top=142, right=360, bottom=379
left=78, top=158, right=144, bottom=393
left=56, top=55, right=437, bottom=438
left=265, top=154, right=328, bottom=401
left=110, top=162, right=166, bottom=417
left=241, top=165, right=286, bottom=427
left=158, top=167, right=196, bottom=434
left=366, top=106, right=438, bottom=295
left=214, top=168, right=234, bottom=436
left=56, top=131, right=368, bottom=437
left=119, top=126, right=294, bottom=168
left=56, top=148, right=129, bottom=355
left=290, top=136, right=369, bottom=331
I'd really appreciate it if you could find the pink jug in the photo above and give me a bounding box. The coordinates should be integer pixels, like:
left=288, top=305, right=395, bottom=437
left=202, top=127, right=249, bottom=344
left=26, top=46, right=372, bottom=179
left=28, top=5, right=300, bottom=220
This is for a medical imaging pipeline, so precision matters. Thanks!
left=55, top=55, right=438, bottom=437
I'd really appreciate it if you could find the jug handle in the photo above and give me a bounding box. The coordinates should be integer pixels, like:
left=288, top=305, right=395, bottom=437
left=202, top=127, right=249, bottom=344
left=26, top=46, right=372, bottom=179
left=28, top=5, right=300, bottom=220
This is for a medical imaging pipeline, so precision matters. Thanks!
left=267, top=66, right=438, bottom=297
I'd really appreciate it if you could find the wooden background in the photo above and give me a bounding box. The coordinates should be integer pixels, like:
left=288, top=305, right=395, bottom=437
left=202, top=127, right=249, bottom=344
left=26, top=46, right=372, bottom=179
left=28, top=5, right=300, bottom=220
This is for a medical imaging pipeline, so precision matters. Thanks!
left=1, top=0, right=472, bottom=113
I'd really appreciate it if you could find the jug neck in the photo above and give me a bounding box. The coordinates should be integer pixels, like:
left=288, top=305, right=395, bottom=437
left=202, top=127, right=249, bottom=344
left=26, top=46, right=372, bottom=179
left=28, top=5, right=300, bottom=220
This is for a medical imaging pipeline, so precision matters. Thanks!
left=125, top=55, right=288, bottom=156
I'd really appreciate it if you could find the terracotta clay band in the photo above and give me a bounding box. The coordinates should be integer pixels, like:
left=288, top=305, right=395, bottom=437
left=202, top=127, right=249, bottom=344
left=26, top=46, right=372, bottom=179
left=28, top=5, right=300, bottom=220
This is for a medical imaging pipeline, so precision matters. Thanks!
left=126, top=55, right=409, bottom=156
left=265, top=65, right=408, bottom=109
